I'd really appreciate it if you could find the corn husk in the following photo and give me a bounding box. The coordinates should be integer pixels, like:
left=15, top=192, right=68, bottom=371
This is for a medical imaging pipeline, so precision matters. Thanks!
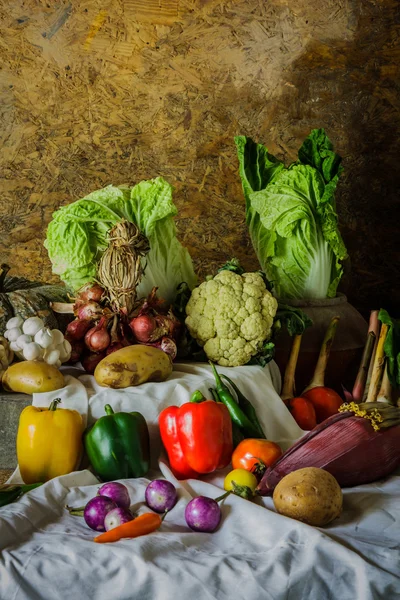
left=97, top=220, right=150, bottom=315
left=256, top=402, right=400, bottom=495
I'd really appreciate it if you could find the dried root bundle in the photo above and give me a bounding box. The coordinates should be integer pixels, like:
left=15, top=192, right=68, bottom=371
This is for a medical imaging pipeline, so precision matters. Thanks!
left=97, top=220, right=150, bottom=315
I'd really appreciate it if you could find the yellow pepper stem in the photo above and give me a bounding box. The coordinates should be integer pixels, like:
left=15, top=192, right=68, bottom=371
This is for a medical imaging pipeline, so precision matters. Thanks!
left=49, top=398, right=62, bottom=411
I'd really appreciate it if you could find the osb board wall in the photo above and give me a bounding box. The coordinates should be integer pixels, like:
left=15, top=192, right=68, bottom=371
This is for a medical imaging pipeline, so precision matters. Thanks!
left=0, top=0, right=399, bottom=315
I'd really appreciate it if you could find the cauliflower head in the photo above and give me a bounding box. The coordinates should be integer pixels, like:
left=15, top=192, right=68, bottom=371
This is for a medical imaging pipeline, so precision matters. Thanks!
left=185, top=270, right=278, bottom=366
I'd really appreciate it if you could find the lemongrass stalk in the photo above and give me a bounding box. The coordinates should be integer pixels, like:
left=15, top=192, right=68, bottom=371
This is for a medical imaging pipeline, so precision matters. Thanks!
left=366, top=323, right=388, bottom=403
left=363, top=310, right=380, bottom=401
left=377, top=363, right=393, bottom=404
left=281, top=334, right=302, bottom=402
left=302, top=316, right=340, bottom=393
left=352, top=331, right=376, bottom=403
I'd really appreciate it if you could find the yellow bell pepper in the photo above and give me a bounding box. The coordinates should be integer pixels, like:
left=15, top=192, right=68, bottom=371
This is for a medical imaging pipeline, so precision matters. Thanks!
left=17, top=398, right=83, bottom=484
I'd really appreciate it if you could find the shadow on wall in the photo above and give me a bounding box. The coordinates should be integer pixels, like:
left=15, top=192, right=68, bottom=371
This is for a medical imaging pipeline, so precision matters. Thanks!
left=263, top=0, right=400, bottom=317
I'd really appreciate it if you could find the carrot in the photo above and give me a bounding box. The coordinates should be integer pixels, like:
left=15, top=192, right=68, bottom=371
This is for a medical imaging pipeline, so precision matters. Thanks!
left=94, top=512, right=162, bottom=544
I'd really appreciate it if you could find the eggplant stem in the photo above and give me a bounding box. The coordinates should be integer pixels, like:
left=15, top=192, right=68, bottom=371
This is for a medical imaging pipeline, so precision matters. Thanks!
left=302, top=316, right=340, bottom=393
left=352, top=331, right=376, bottom=403
left=366, top=323, right=389, bottom=403
left=281, top=334, right=302, bottom=402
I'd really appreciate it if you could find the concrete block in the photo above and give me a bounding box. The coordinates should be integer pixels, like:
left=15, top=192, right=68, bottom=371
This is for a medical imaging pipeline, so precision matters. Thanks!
left=0, top=394, right=31, bottom=469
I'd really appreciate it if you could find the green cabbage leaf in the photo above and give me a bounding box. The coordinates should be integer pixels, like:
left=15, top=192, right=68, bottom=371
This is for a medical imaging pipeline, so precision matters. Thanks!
left=44, top=177, right=197, bottom=303
left=235, top=129, right=348, bottom=299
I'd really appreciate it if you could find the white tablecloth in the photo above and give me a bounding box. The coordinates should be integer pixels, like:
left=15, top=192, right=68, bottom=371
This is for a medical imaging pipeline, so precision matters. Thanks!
left=1, top=362, right=399, bottom=600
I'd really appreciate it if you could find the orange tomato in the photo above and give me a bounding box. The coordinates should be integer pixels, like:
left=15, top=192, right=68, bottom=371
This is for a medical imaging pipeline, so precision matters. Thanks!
left=231, top=439, right=283, bottom=477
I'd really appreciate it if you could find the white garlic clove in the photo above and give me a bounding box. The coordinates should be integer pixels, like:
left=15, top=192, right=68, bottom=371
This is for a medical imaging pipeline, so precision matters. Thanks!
left=51, top=329, right=64, bottom=346
left=22, top=342, right=42, bottom=361
left=6, top=316, right=24, bottom=330
left=55, top=360, right=62, bottom=368
left=22, top=317, right=45, bottom=336
left=43, top=348, right=60, bottom=365
left=63, top=339, right=72, bottom=354
left=10, top=341, right=22, bottom=352
left=34, top=327, right=54, bottom=349
left=16, top=334, right=33, bottom=348
left=7, top=327, right=22, bottom=342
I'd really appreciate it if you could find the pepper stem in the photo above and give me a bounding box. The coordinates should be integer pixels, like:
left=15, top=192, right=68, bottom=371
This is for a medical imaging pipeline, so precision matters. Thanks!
left=48, top=398, right=62, bottom=411
left=190, top=390, right=206, bottom=403
left=104, top=404, right=115, bottom=415
left=214, top=491, right=231, bottom=503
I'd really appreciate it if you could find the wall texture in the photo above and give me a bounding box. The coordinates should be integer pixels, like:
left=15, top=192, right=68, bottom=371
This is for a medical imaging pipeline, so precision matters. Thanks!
left=1, top=0, right=399, bottom=315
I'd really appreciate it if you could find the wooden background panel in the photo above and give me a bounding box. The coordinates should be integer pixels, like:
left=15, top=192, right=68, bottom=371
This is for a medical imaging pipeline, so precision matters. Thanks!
left=0, top=0, right=399, bottom=315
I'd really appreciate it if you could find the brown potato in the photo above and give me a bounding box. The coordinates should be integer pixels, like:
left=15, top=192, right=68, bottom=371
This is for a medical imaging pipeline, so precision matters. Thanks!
left=273, top=467, right=343, bottom=526
left=94, top=345, right=172, bottom=388
left=2, top=361, right=65, bottom=394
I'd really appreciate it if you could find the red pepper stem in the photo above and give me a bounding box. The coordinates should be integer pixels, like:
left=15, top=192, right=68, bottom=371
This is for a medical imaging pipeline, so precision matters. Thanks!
left=281, top=334, right=302, bottom=402
left=104, top=404, right=115, bottom=416
left=303, top=316, right=340, bottom=393
left=214, top=491, right=231, bottom=503
left=48, top=398, right=61, bottom=411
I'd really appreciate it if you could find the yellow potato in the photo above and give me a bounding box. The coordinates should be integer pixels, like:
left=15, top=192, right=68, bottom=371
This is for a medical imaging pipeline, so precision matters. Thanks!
left=94, top=345, right=172, bottom=389
left=273, top=467, right=343, bottom=527
left=2, top=361, right=65, bottom=394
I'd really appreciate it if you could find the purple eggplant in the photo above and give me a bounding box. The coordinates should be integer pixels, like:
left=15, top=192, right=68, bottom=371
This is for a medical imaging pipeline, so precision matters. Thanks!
left=104, top=507, right=134, bottom=531
left=98, top=482, right=131, bottom=509
left=185, top=496, right=222, bottom=533
left=145, top=480, right=178, bottom=513
left=83, top=496, right=117, bottom=531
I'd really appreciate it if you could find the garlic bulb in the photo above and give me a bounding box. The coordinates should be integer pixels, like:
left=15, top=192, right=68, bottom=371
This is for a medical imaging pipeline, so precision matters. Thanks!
left=5, top=316, right=71, bottom=365
left=22, top=317, right=45, bottom=337
left=34, top=328, right=54, bottom=349
left=22, top=342, right=43, bottom=361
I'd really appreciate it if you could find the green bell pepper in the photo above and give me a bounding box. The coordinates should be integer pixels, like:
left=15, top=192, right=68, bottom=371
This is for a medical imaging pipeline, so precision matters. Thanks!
left=84, top=404, right=150, bottom=482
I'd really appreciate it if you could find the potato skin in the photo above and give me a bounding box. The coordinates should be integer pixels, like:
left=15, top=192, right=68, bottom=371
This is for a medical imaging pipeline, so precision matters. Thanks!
left=273, top=467, right=343, bottom=526
left=2, top=361, right=65, bottom=394
left=94, top=345, right=173, bottom=389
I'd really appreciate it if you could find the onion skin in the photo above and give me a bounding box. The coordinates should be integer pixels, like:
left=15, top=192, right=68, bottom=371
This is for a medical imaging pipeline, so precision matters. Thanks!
left=65, top=319, right=92, bottom=341
left=145, top=480, right=177, bottom=513
left=129, top=314, right=157, bottom=343
left=82, top=351, right=107, bottom=374
left=98, top=482, right=130, bottom=509
left=78, top=284, right=105, bottom=304
left=104, top=507, right=134, bottom=532
left=83, top=496, right=117, bottom=531
left=184, top=496, right=221, bottom=533
left=75, top=302, right=103, bottom=322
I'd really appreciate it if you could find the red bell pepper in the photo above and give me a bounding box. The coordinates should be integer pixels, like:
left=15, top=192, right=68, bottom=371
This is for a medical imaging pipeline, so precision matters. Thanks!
left=159, top=399, right=233, bottom=479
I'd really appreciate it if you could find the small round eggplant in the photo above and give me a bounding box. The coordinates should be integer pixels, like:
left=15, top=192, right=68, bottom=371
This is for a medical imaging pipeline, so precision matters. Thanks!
left=184, top=496, right=221, bottom=533
left=98, top=482, right=131, bottom=509
left=84, top=496, right=117, bottom=531
left=104, top=507, right=134, bottom=531
left=145, top=480, right=178, bottom=513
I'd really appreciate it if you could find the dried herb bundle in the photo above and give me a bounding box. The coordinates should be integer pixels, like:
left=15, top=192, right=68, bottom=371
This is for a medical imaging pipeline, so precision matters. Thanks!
left=97, top=220, right=150, bottom=315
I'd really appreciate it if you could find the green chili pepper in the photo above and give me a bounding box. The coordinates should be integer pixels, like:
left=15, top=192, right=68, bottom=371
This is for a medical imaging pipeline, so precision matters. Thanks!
left=210, top=385, right=245, bottom=447
left=221, top=374, right=266, bottom=439
left=209, top=362, right=262, bottom=438
left=0, top=483, right=43, bottom=508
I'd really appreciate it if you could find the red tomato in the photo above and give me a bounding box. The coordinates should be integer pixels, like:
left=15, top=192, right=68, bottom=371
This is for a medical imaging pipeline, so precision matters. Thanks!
left=302, top=387, right=343, bottom=423
left=288, top=396, right=317, bottom=430
left=232, top=439, right=282, bottom=477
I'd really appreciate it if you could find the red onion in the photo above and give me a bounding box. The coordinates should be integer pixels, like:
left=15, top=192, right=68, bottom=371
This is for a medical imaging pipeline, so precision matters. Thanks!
left=65, top=318, right=92, bottom=341
left=129, top=314, right=158, bottom=343
left=85, top=317, right=111, bottom=353
left=67, top=340, right=85, bottom=363
left=106, top=342, right=125, bottom=355
left=78, top=283, right=105, bottom=304
left=75, top=301, right=103, bottom=321
left=82, top=351, right=106, bottom=374
left=144, top=337, right=177, bottom=360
